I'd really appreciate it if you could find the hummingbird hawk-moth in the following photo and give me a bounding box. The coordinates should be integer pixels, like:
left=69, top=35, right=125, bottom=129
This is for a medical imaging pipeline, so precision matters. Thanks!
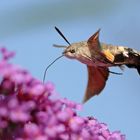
left=43, top=27, right=140, bottom=103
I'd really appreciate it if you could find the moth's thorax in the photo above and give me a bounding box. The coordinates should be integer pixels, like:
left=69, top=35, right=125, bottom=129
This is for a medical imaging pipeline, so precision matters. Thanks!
left=63, top=41, right=112, bottom=67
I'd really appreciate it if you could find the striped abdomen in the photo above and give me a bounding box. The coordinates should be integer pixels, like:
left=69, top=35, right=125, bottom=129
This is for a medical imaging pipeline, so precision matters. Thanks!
left=102, top=43, right=140, bottom=75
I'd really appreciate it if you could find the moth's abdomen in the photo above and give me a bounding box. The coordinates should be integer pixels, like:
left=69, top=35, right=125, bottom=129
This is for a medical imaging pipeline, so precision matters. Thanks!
left=114, top=47, right=140, bottom=75
left=125, top=48, right=140, bottom=75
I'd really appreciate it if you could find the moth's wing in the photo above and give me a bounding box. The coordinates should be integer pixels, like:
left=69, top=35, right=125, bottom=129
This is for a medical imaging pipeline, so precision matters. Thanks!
left=83, top=66, right=109, bottom=103
left=87, top=29, right=101, bottom=51
left=101, top=49, right=115, bottom=63
left=88, top=30, right=115, bottom=63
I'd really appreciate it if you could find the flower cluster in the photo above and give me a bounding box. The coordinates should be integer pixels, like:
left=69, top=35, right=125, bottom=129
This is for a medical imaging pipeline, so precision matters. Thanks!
left=0, top=47, right=125, bottom=140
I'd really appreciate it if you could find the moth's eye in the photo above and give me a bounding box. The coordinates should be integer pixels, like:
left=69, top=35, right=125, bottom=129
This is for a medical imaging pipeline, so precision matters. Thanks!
left=70, top=49, right=75, bottom=53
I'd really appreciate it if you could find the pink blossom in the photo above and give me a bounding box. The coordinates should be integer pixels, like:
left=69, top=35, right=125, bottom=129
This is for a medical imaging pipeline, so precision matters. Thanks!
left=0, top=47, right=125, bottom=140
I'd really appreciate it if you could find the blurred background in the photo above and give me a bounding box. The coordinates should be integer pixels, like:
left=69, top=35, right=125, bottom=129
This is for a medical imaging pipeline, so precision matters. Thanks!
left=0, top=0, right=140, bottom=139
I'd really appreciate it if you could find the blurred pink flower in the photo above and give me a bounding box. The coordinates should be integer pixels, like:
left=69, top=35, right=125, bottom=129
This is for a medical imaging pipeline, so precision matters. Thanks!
left=0, top=47, right=125, bottom=140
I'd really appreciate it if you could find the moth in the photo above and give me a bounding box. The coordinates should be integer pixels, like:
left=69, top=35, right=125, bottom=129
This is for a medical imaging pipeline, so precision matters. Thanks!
left=43, top=27, right=140, bottom=103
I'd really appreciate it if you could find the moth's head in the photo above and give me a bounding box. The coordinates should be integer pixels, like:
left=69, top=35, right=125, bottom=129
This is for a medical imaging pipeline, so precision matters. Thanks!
left=63, top=42, right=88, bottom=59
left=62, top=44, right=77, bottom=59
left=54, top=26, right=89, bottom=61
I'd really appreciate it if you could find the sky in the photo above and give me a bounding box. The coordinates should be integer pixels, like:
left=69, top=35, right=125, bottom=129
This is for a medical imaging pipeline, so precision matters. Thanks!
left=0, top=0, right=140, bottom=139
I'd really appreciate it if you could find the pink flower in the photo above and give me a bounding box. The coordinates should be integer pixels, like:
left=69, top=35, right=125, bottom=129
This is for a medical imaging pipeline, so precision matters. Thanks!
left=0, top=47, right=125, bottom=140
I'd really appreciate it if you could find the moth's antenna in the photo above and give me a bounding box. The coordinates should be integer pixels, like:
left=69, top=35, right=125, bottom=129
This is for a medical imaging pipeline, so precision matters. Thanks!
left=55, top=26, right=71, bottom=45
left=43, top=55, right=64, bottom=83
